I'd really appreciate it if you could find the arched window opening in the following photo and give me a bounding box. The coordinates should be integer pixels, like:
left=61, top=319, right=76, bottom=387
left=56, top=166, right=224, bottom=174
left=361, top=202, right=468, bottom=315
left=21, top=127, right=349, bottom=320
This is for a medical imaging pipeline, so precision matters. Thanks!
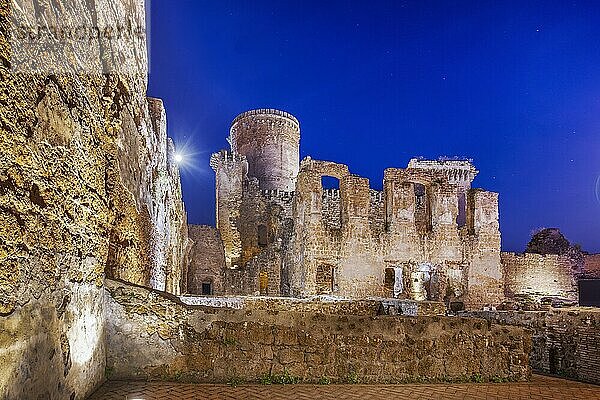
left=321, top=176, right=340, bottom=189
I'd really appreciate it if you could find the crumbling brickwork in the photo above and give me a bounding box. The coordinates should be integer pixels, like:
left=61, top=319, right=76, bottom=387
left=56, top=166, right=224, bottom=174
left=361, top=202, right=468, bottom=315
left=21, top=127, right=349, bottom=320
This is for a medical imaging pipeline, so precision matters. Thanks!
left=204, top=109, right=504, bottom=308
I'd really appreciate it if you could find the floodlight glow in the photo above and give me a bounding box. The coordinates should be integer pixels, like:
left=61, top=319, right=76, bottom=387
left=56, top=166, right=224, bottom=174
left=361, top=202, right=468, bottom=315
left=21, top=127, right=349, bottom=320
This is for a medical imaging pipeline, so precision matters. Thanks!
left=174, top=153, right=184, bottom=163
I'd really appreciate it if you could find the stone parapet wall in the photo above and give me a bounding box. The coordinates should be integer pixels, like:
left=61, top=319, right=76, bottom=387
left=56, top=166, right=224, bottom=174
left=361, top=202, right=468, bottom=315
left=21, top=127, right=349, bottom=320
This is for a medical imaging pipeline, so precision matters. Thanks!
left=106, top=279, right=531, bottom=384
left=179, top=295, right=446, bottom=317
left=460, top=308, right=600, bottom=384
left=261, top=189, right=295, bottom=218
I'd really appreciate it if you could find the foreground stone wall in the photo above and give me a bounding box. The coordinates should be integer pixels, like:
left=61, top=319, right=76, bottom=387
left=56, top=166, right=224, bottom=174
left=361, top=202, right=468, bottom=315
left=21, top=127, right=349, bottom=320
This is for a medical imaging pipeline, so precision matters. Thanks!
left=0, top=0, right=188, bottom=398
left=462, top=308, right=600, bottom=384
left=105, top=279, right=531, bottom=384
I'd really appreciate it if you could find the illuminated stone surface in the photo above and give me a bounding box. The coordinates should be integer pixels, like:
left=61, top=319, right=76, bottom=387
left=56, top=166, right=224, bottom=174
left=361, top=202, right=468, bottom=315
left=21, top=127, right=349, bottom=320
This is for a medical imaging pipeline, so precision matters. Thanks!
left=103, top=278, right=531, bottom=384
left=0, top=0, right=188, bottom=398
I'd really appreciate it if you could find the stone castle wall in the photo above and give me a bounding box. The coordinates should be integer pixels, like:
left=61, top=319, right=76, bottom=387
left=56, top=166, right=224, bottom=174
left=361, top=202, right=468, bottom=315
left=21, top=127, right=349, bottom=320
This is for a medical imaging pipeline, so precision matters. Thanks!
left=0, top=1, right=188, bottom=398
left=462, top=308, right=600, bottom=384
left=187, top=225, right=225, bottom=295
left=105, top=279, right=531, bottom=384
left=583, top=254, right=600, bottom=278
left=501, top=252, right=579, bottom=301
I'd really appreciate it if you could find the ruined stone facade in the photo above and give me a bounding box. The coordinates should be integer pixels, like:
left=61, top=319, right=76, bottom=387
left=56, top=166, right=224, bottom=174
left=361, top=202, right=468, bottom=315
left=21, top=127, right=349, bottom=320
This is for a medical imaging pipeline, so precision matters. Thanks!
left=199, top=109, right=504, bottom=308
left=498, top=229, right=600, bottom=307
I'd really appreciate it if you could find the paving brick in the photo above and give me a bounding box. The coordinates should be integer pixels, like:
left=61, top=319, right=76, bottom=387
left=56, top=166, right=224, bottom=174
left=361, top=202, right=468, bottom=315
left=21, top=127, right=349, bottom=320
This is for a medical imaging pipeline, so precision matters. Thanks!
left=88, top=375, right=600, bottom=400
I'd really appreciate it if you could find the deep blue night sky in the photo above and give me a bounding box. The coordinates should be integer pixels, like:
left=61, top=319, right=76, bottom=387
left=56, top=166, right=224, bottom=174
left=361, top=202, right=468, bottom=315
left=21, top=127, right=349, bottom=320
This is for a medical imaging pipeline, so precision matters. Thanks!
left=148, top=0, right=600, bottom=252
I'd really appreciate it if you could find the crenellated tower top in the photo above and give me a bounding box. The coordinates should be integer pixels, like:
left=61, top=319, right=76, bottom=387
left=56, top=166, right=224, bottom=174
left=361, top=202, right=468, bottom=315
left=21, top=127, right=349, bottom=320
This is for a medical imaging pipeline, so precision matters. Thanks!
left=228, top=108, right=300, bottom=191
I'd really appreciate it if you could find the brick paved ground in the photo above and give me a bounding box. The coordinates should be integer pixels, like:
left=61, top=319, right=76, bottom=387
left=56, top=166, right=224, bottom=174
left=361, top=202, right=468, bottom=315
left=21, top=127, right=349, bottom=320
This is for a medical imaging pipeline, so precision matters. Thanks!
left=88, top=374, right=600, bottom=400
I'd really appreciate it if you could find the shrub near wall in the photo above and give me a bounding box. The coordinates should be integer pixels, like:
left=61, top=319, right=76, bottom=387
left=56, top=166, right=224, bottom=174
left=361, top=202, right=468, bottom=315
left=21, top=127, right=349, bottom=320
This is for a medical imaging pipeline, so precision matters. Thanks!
left=105, top=279, right=531, bottom=384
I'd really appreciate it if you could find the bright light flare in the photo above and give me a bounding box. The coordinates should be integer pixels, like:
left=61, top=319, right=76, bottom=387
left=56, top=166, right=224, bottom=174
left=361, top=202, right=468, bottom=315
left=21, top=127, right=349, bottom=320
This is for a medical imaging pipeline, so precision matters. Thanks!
left=171, top=136, right=210, bottom=178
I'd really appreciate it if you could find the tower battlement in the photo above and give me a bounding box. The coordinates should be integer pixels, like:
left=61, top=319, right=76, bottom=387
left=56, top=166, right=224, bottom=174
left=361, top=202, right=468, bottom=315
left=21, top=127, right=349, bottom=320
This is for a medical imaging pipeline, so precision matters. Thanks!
left=230, top=108, right=300, bottom=130
left=210, top=150, right=246, bottom=171
left=407, top=157, right=479, bottom=187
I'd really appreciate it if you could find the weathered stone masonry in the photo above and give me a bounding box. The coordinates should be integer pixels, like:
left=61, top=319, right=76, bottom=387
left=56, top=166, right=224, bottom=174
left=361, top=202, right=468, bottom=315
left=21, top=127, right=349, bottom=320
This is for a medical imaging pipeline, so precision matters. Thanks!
left=187, top=225, right=225, bottom=295
left=502, top=252, right=580, bottom=302
left=200, top=109, right=504, bottom=308
left=105, top=278, right=531, bottom=384
left=462, top=308, right=600, bottom=385
left=0, top=1, right=189, bottom=399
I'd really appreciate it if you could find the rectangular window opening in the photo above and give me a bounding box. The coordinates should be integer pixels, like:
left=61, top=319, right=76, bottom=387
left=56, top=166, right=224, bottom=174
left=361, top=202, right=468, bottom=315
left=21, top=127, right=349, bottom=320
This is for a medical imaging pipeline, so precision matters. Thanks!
left=201, top=282, right=212, bottom=295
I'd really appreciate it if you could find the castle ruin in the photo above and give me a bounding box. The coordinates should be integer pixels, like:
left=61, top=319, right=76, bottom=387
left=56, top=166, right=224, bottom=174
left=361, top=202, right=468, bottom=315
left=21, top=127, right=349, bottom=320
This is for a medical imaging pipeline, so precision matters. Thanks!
left=194, top=109, right=504, bottom=309
left=1, top=1, right=598, bottom=397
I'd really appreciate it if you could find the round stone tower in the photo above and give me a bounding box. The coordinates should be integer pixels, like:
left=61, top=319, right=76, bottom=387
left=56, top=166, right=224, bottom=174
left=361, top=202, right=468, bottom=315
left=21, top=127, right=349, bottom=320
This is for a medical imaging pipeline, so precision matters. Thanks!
left=229, top=108, right=300, bottom=191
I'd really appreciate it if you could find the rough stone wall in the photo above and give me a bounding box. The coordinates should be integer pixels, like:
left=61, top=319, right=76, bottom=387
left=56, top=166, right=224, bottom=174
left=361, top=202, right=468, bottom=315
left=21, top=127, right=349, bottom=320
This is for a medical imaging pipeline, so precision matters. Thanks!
left=105, top=278, right=531, bottom=384
left=461, top=308, right=600, bottom=384
left=465, top=190, right=504, bottom=308
left=0, top=1, right=187, bottom=398
left=179, top=295, right=446, bottom=317
left=186, top=225, right=225, bottom=295
left=583, top=254, right=600, bottom=278
left=210, top=150, right=245, bottom=268
left=321, top=189, right=341, bottom=229
left=108, top=97, right=189, bottom=294
left=502, top=252, right=579, bottom=301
